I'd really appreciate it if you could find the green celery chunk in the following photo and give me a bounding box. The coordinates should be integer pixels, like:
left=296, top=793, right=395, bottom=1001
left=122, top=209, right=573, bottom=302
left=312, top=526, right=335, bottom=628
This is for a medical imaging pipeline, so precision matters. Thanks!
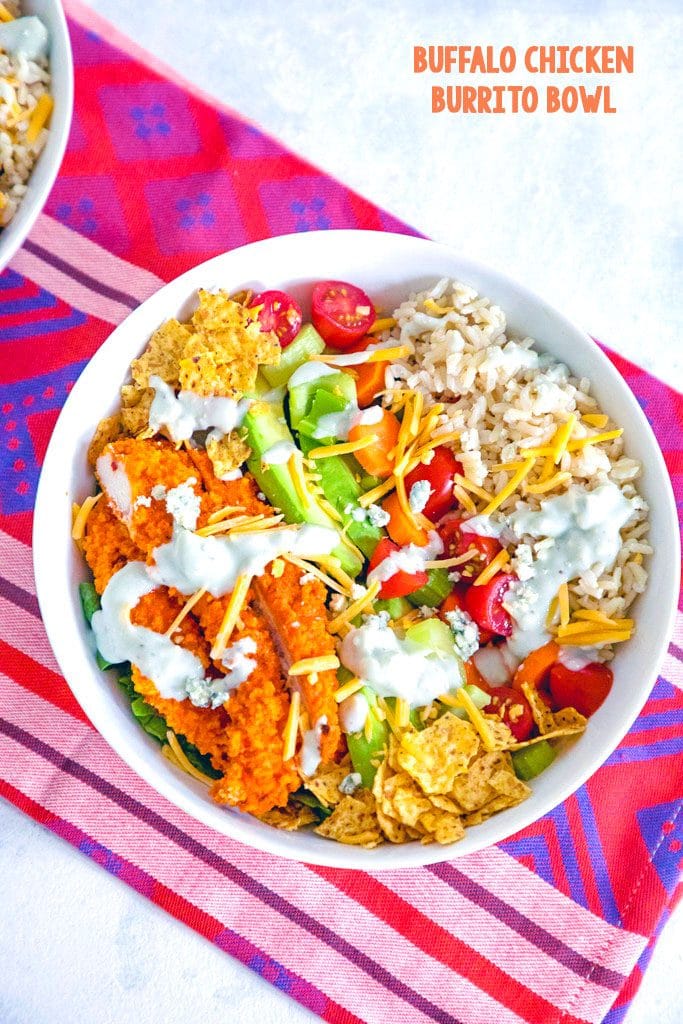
left=79, top=581, right=100, bottom=624
left=511, top=740, right=557, bottom=781
left=346, top=689, right=389, bottom=788
left=261, top=324, right=325, bottom=388
left=374, top=597, right=412, bottom=620
left=407, top=568, right=453, bottom=608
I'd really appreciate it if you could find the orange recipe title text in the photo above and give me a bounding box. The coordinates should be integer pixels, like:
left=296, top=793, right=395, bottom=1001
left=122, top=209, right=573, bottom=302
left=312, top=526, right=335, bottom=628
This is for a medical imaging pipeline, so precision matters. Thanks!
left=414, top=45, right=634, bottom=114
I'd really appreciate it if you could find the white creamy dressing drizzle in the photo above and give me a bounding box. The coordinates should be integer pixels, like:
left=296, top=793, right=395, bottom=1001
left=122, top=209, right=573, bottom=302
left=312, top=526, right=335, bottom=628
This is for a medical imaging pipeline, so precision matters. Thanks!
left=367, top=532, right=443, bottom=585
left=460, top=515, right=507, bottom=539
left=299, top=716, right=328, bottom=777
left=339, top=613, right=464, bottom=708
left=260, top=440, right=297, bottom=467
left=557, top=645, right=600, bottom=670
left=288, top=362, right=337, bottom=387
left=148, top=376, right=251, bottom=442
left=339, top=692, right=369, bottom=734
left=315, top=338, right=406, bottom=367
left=504, top=482, right=635, bottom=658
left=0, top=17, right=49, bottom=60
left=313, top=392, right=383, bottom=442
left=150, top=521, right=338, bottom=598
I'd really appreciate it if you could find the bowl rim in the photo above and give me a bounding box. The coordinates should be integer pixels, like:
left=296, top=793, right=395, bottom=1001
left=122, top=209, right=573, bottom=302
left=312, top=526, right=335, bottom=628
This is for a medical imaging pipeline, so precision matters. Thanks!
left=33, top=229, right=681, bottom=869
left=0, top=0, right=74, bottom=270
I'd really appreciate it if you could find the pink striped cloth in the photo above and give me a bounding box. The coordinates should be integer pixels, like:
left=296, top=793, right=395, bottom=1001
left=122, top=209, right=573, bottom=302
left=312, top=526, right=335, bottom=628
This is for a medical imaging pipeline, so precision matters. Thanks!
left=0, top=4, right=681, bottom=1022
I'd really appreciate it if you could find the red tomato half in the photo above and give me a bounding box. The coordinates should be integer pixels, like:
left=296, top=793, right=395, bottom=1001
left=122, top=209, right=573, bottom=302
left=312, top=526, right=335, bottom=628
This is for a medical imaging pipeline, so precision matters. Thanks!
left=438, top=514, right=502, bottom=568
left=404, top=447, right=462, bottom=523
left=438, top=586, right=494, bottom=644
left=549, top=662, right=613, bottom=718
left=311, top=280, right=376, bottom=350
left=482, top=684, right=534, bottom=742
left=249, top=290, right=302, bottom=348
left=367, top=538, right=428, bottom=599
left=464, top=573, right=515, bottom=637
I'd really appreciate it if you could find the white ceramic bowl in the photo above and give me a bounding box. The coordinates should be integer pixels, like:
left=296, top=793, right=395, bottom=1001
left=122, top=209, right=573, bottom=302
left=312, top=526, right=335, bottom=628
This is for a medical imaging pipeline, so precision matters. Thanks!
left=33, top=230, right=680, bottom=869
left=0, top=0, right=73, bottom=270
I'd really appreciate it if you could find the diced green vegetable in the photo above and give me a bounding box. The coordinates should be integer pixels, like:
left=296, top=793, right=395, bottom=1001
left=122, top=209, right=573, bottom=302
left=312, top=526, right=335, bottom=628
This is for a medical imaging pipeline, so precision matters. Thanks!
left=288, top=369, right=357, bottom=433
left=241, top=398, right=362, bottom=577
left=511, top=740, right=557, bottom=781
left=407, top=568, right=453, bottom=608
left=292, top=788, right=333, bottom=820
left=346, top=689, right=388, bottom=788
left=465, top=684, right=491, bottom=709
left=260, top=324, right=325, bottom=388
left=79, top=581, right=100, bottom=624
left=405, top=617, right=458, bottom=658
left=374, top=597, right=412, bottom=620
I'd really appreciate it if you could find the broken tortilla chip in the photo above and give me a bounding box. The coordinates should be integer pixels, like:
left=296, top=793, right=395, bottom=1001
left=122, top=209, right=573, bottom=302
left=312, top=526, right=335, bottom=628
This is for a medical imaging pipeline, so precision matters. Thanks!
left=396, top=715, right=479, bottom=795
left=120, top=384, right=154, bottom=435
left=259, top=803, right=318, bottom=830
left=206, top=431, right=251, bottom=480
left=87, top=413, right=124, bottom=467
left=179, top=290, right=280, bottom=398
left=130, top=319, right=190, bottom=390
left=304, top=755, right=352, bottom=809
left=314, top=790, right=383, bottom=848
left=520, top=683, right=588, bottom=742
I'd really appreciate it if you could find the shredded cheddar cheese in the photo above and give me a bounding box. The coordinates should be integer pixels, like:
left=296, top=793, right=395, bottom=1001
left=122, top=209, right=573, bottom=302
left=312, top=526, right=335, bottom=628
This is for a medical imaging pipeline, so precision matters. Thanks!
left=282, top=690, right=301, bottom=761
left=0, top=4, right=15, bottom=21
left=583, top=413, right=609, bottom=428
left=557, top=583, right=570, bottom=628
left=454, top=688, right=495, bottom=752
left=71, top=493, right=103, bottom=542
left=367, top=317, right=397, bottom=334
left=334, top=677, right=364, bottom=703
left=551, top=414, right=576, bottom=464
left=289, top=655, right=340, bottom=676
left=210, top=573, right=252, bottom=658
left=166, top=731, right=214, bottom=785
left=472, top=548, right=510, bottom=587
left=524, top=471, right=572, bottom=495
left=453, top=474, right=491, bottom=503
left=480, top=459, right=535, bottom=516
left=452, top=483, right=477, bottom=514
left=26, top=93, right=53, bottom=144
left=308, top=435, right=378, bottom=460
left=328, top=578, right=381, bottom=633
left=165, top=587, right=207, bottom=638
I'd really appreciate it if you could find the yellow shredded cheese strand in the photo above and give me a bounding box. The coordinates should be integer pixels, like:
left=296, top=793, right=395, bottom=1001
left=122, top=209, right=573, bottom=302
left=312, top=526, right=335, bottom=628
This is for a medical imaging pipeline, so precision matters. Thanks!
left=210, top=574, right=252, bottom=658
left=453, top=474, right=492, bottom=502
left=524, top=471, right=572, bottom=495
left=165, top=587, right=207, bottom=637
left=316, top=556, right=356, bottom=592
left=0, top=4, right=15, bottom=21
left=558, top=630, right=632, bottom=646
left=556, top=619, right=631, bottom=638
left=363, top=712, right=373, bottom=740
left=270, top=558, right=285, bottom=579
left=472, top=548, right=510, bottom=587
left=328, top=578, right=381, bottom=632
left=583, top=413, right=609, bottom=428
left=367, top=317, right=397, bottom=334
left=288, top=452, right=311, bottom=506
left=572, top=610, right=634, bottom=628
left=395, top=698, right=410, bottom=729
left=491, top=460, right=535, bottom=473
left=424, top=548, right=479, bottom=570
left=438, top=692, right=461, bottom=708
left=452, top=483, right=477, bottom=514
left=558, top=583, right=570, bottom=628
left=26, top=93, right=53, bottom=144
left=423, top=298, right=455, bottom=316
left=282, top=554, right=348, bottom=596
left=308, top=435, right=377, bottom=460
left=480, top=459, right=535, bottom=516
left=289, top=655, right=340, bottom=676
left=546, top=596, right=559, bottom=628
left=71, top=493, right=102, bottom=541
left=358, top=476, right=396, bottom=508
left=551, top=414, right=576, bottom=464
left=207, top=504, right=245, bottom=525
left=567, top=429, right=623, bottom=450
left=334, top=677, right=364, bottom=703
left=395, top=473, right=422, bottom=533
left=282, top=691, right=301, bottom=761
left=316, top=496, right=344, bottom=523
left=166, top=731, right=214, bottom=785
left=454, top=688, right=495, bottom=752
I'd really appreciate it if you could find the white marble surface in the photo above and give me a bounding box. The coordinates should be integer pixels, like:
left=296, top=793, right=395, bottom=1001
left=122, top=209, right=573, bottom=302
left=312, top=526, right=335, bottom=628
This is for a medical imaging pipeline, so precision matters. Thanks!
left=3, top=2, right=682, bottom=1023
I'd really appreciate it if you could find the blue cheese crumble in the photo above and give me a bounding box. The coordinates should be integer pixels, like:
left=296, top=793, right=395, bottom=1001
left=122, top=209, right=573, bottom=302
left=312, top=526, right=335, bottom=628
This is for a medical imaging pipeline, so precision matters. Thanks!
left=444, top=608, right=480, bottom=661
left=408, top=479, right=432, bottom=514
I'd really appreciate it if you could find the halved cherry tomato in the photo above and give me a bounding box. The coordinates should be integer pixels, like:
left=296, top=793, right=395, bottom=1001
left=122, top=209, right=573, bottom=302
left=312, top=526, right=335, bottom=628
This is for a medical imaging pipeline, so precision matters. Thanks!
left=248, top=290, right=302, bottom=348
left=438, top=587, right=493, bottom=643
left=367, top=538, right=428, bottom=599
left=354, top=360, right=387, bottom=407
left=464, top=573, right=515, bottom=637
left=512, top=640, right=559, bottom=692
left=549, top=662, right=613, bottom=718
left=438, top=513, right=502, bottom=569
left=404, top=447, right=462, bottom=523
left=382, top=490, right=429, bottom=547
left=311, top=280, right=376, bottom=350
left=481, top=684, right=534, bottom=742
left=348, top=408, right=400, bottom=479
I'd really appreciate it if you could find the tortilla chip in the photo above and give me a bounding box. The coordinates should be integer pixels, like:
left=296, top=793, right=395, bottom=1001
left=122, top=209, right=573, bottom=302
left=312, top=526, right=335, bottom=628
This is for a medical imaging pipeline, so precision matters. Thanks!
left=179, top=290, right=280, bottom=397
left=482, top=715, right=516, bottom=751
left=396, top=715, right=479, bottom=795
left=305, top=755, right=352, bottom=809
left=314, top=790, right=383, bottom=848
left=88, top=413, right=124, bottom=467
left=376, top=805, right=416, bottom=844
left=377, top=771, right=434, bottom=828
left=130, top=319, right=190, bottom=390
left=120, top=384, right=154, bottom=435
left=418, top=810, right=465, bottom=845
left=520, top=684, right=588, bottom=741
left=260, top=804, right=318, bottom=830
left=206, top=431, right=251, bottom=480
